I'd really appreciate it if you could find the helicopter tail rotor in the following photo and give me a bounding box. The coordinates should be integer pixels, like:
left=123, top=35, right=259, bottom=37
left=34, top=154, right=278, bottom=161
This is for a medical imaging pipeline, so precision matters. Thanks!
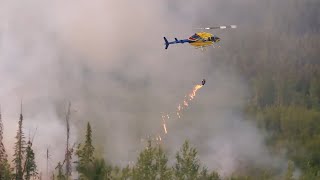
left=164, top=37, right=169, bottom=49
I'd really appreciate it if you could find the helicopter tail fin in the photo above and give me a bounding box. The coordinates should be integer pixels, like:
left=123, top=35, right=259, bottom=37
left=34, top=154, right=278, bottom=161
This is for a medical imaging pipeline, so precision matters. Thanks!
left=164, top=37, right=169, bottom=49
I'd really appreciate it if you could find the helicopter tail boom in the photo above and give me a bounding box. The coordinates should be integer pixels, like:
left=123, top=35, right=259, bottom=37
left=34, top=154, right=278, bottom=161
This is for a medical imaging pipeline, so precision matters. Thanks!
left=163, top=37, right=191, bottom=49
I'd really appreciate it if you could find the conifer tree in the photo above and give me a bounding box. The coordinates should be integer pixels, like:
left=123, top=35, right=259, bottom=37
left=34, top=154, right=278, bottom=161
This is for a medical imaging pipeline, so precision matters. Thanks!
left=13, top=107, right=26, bottom=180
left=120, top=165, right=132, bottom=180
left=24, top=140, right=38, bottom=180
left=154, top=145, right=172, bottom=180
left=174, top=140, right=201, bottom=180
left=132, top=140, right=174, bottom=180
left=111, top=166, right=121, bottom=179
left=0, top=159, right=12, bottom=180
left=132, top=140, right=157, bottom=180
left=77, top=158, right=110, bottom=180
left=284, top=161, right=294, bottom=180
left=0, top=106, right=12, bottom=180
left=76, top=122, right=95, bottom=179
left=0, top=105, right=7, bottom=163
left=300, top=162, right=320, bottom=180
left=198, top=167, right=220, bottom=180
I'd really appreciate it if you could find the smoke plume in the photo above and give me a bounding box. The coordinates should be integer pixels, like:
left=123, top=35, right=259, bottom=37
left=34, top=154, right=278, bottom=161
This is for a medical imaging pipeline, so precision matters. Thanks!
left=1, top=0, right=310, bottom=177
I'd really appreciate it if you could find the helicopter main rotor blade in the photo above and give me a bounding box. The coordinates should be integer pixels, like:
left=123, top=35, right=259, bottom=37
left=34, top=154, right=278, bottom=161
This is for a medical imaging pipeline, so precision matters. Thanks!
left=195, top=25, right=237, bottom=30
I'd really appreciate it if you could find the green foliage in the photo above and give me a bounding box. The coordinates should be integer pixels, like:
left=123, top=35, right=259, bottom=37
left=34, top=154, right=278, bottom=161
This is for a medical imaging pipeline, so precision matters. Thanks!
left=0, top=159, right=13, bottom=180
left=228, top=175, right=254, bottom=180
left=253, top=105, right=320, bottom=170
left=13, top=115, right=26, bottom=180
left=76, top=122, right=95, bottom=179
left=154, top=145, right=173, bottom=180
left=251, top=74, right=276, bottom=107
left=121, top=165, right=132, bottom=180
left=284, top=161, right=294, bottom=180
left=111, top=165, right=132, bottom=180
left=174, top=140, right=201, bottom=180
left=132, top=140, right=172, bottom=180
left=132, top=140, right=157, bottom=180
left=110, top=166, right=120, bottom=179
left=299, top=163, right=320, bottom=180
left=310, top=75, right=320, bottom=109
left=56, top=162, right=66, bottom=180
left=243, top=28, right=320, bottom=176
left=0, top=109, right=12, bottom=180
left=77, top=158, right=111, bottom=180
left=198, top=167, right=220, bottom=180
left=24, top=141, right=38, bottom=180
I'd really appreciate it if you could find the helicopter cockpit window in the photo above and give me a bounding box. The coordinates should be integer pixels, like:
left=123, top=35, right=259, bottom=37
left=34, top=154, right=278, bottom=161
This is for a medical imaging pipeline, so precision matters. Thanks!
left=191, top=34, right=200, bottom=39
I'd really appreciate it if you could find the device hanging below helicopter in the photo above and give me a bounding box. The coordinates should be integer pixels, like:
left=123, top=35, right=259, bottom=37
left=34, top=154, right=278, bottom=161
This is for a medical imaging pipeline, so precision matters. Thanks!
left=202, top=79, right=206, bottom=86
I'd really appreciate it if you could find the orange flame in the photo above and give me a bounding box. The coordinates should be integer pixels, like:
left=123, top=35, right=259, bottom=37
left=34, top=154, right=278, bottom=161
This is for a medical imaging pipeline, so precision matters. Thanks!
left=161, top=83, right=203, bottom=136
left=163, top=123, right=168, bottom=134
left=144, top=82, right=203, bottom=147
left=177, top=112, right=181, bottom=119
left=190, top=85, right=203, bottom=100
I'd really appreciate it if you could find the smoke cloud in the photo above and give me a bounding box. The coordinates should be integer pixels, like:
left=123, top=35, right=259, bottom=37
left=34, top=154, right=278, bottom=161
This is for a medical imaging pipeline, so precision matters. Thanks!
left=1, top=0, right=307, bottom=177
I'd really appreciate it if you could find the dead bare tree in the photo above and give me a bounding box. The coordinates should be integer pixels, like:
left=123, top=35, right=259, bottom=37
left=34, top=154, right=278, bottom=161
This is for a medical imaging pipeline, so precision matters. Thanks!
left=54, top=101, right=76, bottom=180
left=47, top=148, right=49, bottom=179
left=65, top=102, right=72, bottom=179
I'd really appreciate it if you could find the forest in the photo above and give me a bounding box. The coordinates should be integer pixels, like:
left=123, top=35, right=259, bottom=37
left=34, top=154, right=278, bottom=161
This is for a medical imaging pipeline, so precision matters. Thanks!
left=1, top=0, right=320, bottom=179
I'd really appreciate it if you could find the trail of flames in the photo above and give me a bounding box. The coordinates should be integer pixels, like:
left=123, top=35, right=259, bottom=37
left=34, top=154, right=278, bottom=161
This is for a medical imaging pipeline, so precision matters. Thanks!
left=162, top=115, right=168, bottom=134
left=135, top=85, right=203, bottom=167
left=163, top=123, right=168, bottom=134
left=131, top=83, right=204, bottom=165
left=161, top=84, right=203, bottom=135
left=189, top=85, right=203, bottom=100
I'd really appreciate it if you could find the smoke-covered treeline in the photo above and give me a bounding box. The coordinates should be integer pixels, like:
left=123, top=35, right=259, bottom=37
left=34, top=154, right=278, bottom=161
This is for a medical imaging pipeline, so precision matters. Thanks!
left=203, top=0, right=320, bottom=178
left=0, top=120, right=301, bottom=180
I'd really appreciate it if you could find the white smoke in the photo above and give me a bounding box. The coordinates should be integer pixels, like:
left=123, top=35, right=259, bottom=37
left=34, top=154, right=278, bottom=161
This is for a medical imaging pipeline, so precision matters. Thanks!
left=0, top=0, right=291, bottom=178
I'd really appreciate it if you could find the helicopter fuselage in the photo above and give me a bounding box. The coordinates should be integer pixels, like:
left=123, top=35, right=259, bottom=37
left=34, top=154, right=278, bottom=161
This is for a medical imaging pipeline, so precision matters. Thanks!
left=164, top=32, right=220, bottom=49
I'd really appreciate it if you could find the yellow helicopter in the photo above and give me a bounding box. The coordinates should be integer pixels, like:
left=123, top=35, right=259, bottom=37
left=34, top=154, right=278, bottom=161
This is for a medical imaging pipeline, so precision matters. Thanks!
left=163, top=25, right=236, bottom=50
